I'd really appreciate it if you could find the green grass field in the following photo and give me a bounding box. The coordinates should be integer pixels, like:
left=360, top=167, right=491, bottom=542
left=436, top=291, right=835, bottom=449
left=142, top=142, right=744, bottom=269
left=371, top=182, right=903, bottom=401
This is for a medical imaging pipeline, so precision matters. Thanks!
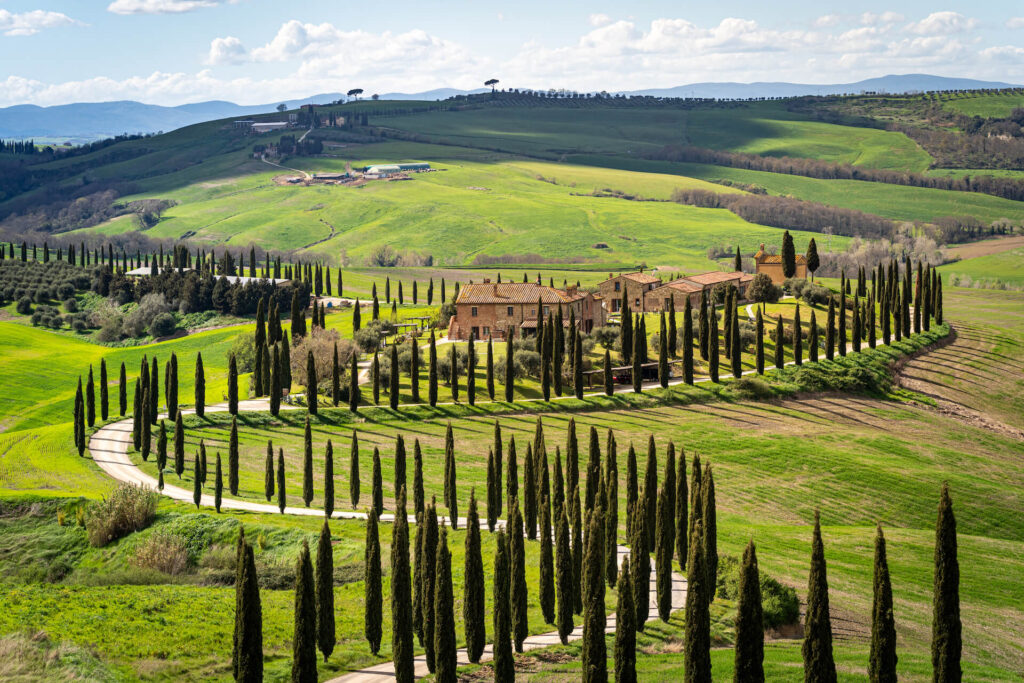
left=940, top=92, right=1024, bottom=118
left=940, top=247, right=1024, bottom=288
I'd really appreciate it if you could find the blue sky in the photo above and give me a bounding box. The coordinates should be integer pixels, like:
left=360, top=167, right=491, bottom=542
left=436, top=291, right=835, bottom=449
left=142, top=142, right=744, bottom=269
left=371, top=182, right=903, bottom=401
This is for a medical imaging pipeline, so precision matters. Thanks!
left=1, top=1, right=1022, bottom=106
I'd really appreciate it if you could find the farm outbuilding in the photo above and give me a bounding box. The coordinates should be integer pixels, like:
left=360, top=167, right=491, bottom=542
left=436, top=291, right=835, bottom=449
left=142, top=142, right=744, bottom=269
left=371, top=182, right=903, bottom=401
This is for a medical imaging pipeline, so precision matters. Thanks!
left=364, top=164, right=402, bottom=176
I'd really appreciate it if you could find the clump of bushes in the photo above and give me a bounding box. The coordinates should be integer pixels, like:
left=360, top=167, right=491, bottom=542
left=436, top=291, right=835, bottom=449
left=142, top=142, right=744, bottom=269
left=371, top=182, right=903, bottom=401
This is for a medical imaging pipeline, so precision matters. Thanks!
left=131, top=530, right=189, bottom=575
left=715, top=554, right=800, bottom=628
left=85, top=483, right=159, bottom=547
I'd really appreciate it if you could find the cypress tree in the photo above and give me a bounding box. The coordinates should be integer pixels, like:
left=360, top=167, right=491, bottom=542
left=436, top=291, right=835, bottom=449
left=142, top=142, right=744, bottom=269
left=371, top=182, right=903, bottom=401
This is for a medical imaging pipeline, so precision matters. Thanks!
left=555, top=502, right=574, bottom=644
left=523, top=444, right=537, bottom=539
left=174, top=412, right=185, bottom=478
left=422, top=501, right=439, bottom=671
left=372, top=447, right=383, bottom=517
left=349, top=432, right=360, bottom=507
left=683, top=297, right=694, bottom=384
left=306, top=350, right=318, bottom=414
left=698, top=289, right=709, bottom=360
left=369, top=352, right=379, bottom=406
left=621, top=294, right=633, bottom=364
left=264, top=441, right=274, bottom=501
left=270, top=345, right=281, bottom=416
left=684, top=519, right=711, bottom=683
left=809, top=310, right=819, bottom=363
left=228, top=417, right=239, bottom=495
left=630, top=492, right=649, bottom=629
left=826, top=297, right=836, bottom=360
left=731, top=305, right=742, bottom=378
left=539, top=493, right=556, bottom=624
left=486, top=336, right=495, bottom=400
left=870, top=525, right=897, bottom=683
left=643, top=436, right=658, bottom=552
left=332, top=343, right=340, bottom=406
left=625, top=443, right=638, bottom=540
left=605, top=433, right=619, bottom=588
left=449, top=344, right=459, bottom=403
left=433, top=528, right=456, bottom=683
left=193, top=455, right=202, bottom=508
left=755, top=307, right=764, bottom=374
left=444, top=423, right=458, bottom=528
left=585, top=426, right=602, bottom=513
left=632, top=320, right=643, bottom=393
left=506, top=436, right=518, bottom=512
left=701, top=465, right=718, bottom=601
left=303, top=418, right=314, bottom=507
left=467, top=333, right=477, bottom=406
left=774, top=316, right=785, bottom=370
left=74, top=378, right=85, bottom=456
left=291, top=540, right=317, bottom=682
left=157, top=420, right=167, bottom=472
left=464, top=491, right=486, bottom=663
left=492, top=531, right=514, bottom=683
left=676, top=450, right=688, bottom=571
left=324, top=440, right=334, bottom=518
left=486, top=450, right=498, bottom=531
left=391, top=434, right=407, bottom=498
left=100, top=359, right=109, bottom=422
left=793, top=305, right=803, bottom=366
left=428, top=332, right=438, bottom=406
left=932, top=484, right=961, bottom=683
left=235, top=539, right=263, bottom=682
left=581, top=505, right=606, bottom=683
left=615, top=555, right=637, bottom=683
left=604, top=348, right=614, bottom=395
left=655, top=481, right=674, bottom=622
left=708, top=303, right=719, bottom=382
left=658, top=312, right=669, bottom=387
left=413, top=513, right=426, bottom=646
left=852, top=297, right=862, bottom=353
left=391, top=487, right=414, bottom=683
left=87, top=366, right=96, bottom=427
left=199, top=440, right=207, bottom=485
left=510, top=499, right=529, bottom=651
left=734, top=540, right=765, bottom=683
left=413, top=438, right=425, bottom=517
left=149, top=359, right=158, bottom=424
left=364, top=508, right=382, bottom=654
left=839, top=287, right=848, bottom=356
left=119, top=362, right=127, bottom=416
left=140, top=393, right=151, bottom=461
left=315, top=520, right=335, bottom=662
left=349, top=353, right=359, bottom=413
left=689, top=455, right=702, bottom=561
left=277, top=449, right=286, bottom=513
left=409, top=338, right=420, bottom=404
left=228, top=355, right=238, bottom=415
left=504, top=332, right=515, bottom=402
left=803, top=511, right=837, bottom=683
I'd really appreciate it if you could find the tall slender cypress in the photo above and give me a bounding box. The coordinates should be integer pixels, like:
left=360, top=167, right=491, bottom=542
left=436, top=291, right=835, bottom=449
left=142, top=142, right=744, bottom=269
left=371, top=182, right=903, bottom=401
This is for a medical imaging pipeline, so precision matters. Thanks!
left=291, top=540, right=318, bottom=682
left=932, top=484, right=961, bottom=683
left=802, top=511, right=837, bottom=683
left=348, top=432, right=360, bottom=507
left=421, top=501, right=439, bottom=670
left=264, top=441, right=274, bottom=501
left=119, top=362, right=127, bottom=417
left=774, top=316, right=785, bottom=370
left=870, top=525, right=897, bottom=683
left=227, top=355, right=238, bottom=415
left=315, top=520, right=335, bottom=662
left=510, top=498, right=529, bottom=652
left=581, top=506, right=606, bottom=683
left=391, top=488, right=414, bottom=683
left=332, top=343, right=340, bottom=406
left=277, top=450, right=286, bottom=513
left=464, top=491, right=486, bottom=663
left=302, top=418, right=314, bottom=507
left=793, top=305, right=803, bottom=366
left=229, top=417, right=239, bottom=495
left=99, top=359, right=109, bottom=422
left=643, top=436, right=658, bottom=552
left=323, top=440, right=334, bottom=518
left=428, top=332, right=438, bottom=406
left=630, top=493, right=649, bottom=629
left=192, top=454, right=202, bottom=508
left=675, top=451, right=688, bottom=571
left=364, top=508, right=382, bottom=654
left=86, top=366, right=96, bottom=427
left=174, top=412, right=185, bottom=478
left=443, top=423, right=458, bottom=529
left=467, top=333, right=476, bottom=406
left=433, top=528, right=456, bottom=683
left=708, top=303, right=719, bottom=382
left=492, top=531, right=514, bottom=683
left=539, top=493, right=556, bottom=624
left=555, top=503, right=574, bottom=644
left=349, top=353, right=359, bottom=413
left=504, top=332, right=514, bottom=402
left=701, top=465, right=718, bottom=601
left=605, top=433, right=619, bottom=588
left=413, top=439, right=425, bottom=517
left=684, top=518, right=711, bottom=683
left=734, top=539, right=765, bottom=683
left=809, top=310, right=819, bottom=363
left=655, top=482, right=674, bottom=622
left=235, top=539, right=263, bottom=682
left=683, top=298, right=694, bottom=384
left=372, top=447, right=383, bottom=517
left=615, top=555, right=637, bottom=683
left=826, top=297, right=836, bottom=360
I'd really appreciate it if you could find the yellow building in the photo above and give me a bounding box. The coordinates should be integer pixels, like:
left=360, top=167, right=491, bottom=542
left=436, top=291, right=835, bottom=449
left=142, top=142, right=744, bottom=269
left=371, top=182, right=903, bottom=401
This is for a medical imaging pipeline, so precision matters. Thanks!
left=754, top=243, right=807, bottom=284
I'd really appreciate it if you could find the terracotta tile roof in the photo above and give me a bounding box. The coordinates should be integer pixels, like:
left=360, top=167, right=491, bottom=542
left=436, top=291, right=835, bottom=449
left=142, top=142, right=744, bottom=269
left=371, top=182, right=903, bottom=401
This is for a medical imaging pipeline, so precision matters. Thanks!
left=456, top=282, right=580, bottom=305
left=651, top=278, right=703, bottom=294
left=601, top=271, right=661, bottom=285
left=755, top=253, right=807, bottom=265
left=681, top=271, right=743, bottom=286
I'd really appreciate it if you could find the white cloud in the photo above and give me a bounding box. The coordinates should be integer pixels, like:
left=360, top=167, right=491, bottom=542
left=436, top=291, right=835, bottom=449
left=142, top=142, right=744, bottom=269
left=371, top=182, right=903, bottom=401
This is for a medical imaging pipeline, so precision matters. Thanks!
left=107, top=0, right=218, bottom=15
left=589, top=13, right=611, bottom=28
left=1007, top=17, right=1024, bottom=29
left=0, top=9, right=77, bottom=36
left=861, top=12, right=904, bottom=26
left=905, top=12, right=977, bottom=36
left=206, top=36, right=247, bottom=65
left=814, top=14, right=841, bottom=28
left=981, top=45, right=1024, bottom=60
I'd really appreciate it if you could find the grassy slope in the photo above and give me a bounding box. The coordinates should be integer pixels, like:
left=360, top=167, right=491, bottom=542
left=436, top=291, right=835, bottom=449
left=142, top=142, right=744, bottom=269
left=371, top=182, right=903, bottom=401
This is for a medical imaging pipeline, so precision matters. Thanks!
left=939, top=247, right=1024, bottom=287
left=940, top=92, right=1024, bottom=118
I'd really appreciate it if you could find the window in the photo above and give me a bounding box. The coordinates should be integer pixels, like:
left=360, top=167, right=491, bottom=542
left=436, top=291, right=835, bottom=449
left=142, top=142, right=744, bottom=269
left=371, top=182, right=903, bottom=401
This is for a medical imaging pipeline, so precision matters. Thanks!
left=543, top=306, right=550, bottom=316
left=471, top=306, right=478, bottom=317
left=483, top=326, right=490, bottom=336
left=471, top=326, right=479, bottom=339
left=507, top=306, right=514, bottom=315
left=612, top=299, right=620, bottom=312
left=634, top=298, right=640, bottom=308
left=614, top=281, right=621, bottom=291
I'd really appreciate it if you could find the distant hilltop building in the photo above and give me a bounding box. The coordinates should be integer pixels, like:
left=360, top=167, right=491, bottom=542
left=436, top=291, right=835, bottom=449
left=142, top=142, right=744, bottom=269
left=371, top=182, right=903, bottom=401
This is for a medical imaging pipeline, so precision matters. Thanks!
left=363, top=162, right=431, bottom=177
left=598, top=269, right=753, bottom=313
left=754, top=243, right=806, bottom=284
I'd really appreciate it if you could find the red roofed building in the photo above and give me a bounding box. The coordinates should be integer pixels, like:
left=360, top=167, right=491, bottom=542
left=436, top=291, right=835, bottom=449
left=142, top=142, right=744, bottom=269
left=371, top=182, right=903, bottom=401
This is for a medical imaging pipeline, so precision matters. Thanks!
left=597, top=271, right=662, bottom=314
left=447, top=280, right=605, bottom=341
left=754, top=243, right=807, bottom=284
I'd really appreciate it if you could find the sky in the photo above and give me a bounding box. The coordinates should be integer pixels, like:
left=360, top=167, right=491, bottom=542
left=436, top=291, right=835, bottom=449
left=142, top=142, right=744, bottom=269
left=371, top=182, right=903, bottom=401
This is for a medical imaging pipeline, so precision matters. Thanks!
left=0, top=1, right=1022, bottom=107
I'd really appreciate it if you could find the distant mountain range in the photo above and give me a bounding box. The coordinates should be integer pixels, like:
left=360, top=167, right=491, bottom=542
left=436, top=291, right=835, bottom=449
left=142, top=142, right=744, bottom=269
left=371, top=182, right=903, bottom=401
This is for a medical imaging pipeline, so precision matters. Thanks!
left=1, top=75, right=1017, bottom=142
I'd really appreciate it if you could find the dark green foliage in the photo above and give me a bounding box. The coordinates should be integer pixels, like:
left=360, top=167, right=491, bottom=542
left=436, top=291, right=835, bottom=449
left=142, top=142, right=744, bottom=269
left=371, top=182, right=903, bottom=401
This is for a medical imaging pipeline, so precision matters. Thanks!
left=270, top=346, right=281, bottom=416
left=734, top=540, right=765, bottom=683
left=699, top=289, right=709, bottom=360
left=444, top=423, right=458, bottom=528
left=774, top=317, right=785, bottom=370
left=806, top=238, right=820, bottom=279
left=632, top=318, right=643, bottom=393
left=349, top=353, right=359, bottom=413
left=234, top=535, right=263, bottom=683
left=932, top=484, right=961, bottom=683
left=621, top=293, right=633, bottom=365
left=701, top=465, right=718, bottom=602
left=422, top=502, right=439, bottom=670
left=826, top=298, right=836, bottom=361
left=581, top=505, right=606, bottom=683
left=229, top=417, right=239, bottom=496
left=571, top=484, right=583, bottom=615
left=372, top=448, right=383, bottom=517
left=433, top=528, right=457, bottom=682
left=119, top=362, right=127, bottom=417
left=870, top=526, right=897, bottom=683
left=292, top=540, right=317, bottom=683
left=130, top=383, right=140, bottom=451
left=731, top=306, right=742, bottom=378
left=585, top=426, right=602, bottom=513
left=802, top=511, right=837, bottom=683
left=410, top=338, right=420, bottom=404
left=149, top=359, right=158, bottom=424
left=492, top=531, right=515, bottom=683
left=316, top=520, right=335, bottom=662
left=630, top=492, right=650, bottom=630
left=509, top=498, right=529, bottom=652
left=413, top=439, right=425, bottom=517
left=643, top=436, right=658, bottom=553
left=605, top=433, right=619, bottom=588
left=318, top=439, right=332, bottom=517
left=302, top=418, right=314, bottom=507
left=604, top=348, right=614, bottom=395
left=808, top=310, right=819, bottom=363
left=755, top=309, right=765, bottom=374
left=463, top=491, right=486, bottom=663
left=140, top=387, right=151, bottom=461
left=214, top=452, right=223, bottom=513
left=349, top=432, right=360, bottom=507
left=413, top=513, right=426, bottom=646
left=504, top=333, right=514, bottom=402
left=523, top=444, right=537, bottom=539
left=277, top=450, right=286, bottom=514
left=655, top=479, right=674, bottom=622
left=708, top=303, right=719, bottom=382
left=428, top=332, right=438, bottom=406
left=676, top=452, right=688, bottom=572
left=685, top=519, right=711, bottom=683
left=625, top=443, right=638, bottom=540
left=782, top=230, right=797, bottom=278
left=683, top=299, right=695, bottom=384
left=264, top=441, right=274, bottom=502
left=486, top=449, right=498, bottom=532
left=659, top=312, right=669, bottom=387
left=615, top=555, right=637, bottom=683
left=555, top=503, right=574, bottom=644
left=228, top=355, right=238, bottom=415
left=99, top=359, right=109, bottom=422
left=539, top=494, right=556, bottom=625
left=449, top=344, right=459, bottom=403
left=192, top=455, right=202, bottom=508
left=391, top=488, right=414, bottom=683
left=156, top=421, right=167, bottom=472
left=486, top=337, right=495, bottom=400
left=73, top=378, right=85, bottom=457
left=839, top=285, right=848, bottom=356
left=393, top=434, right=407, bottom=498
left=306, top=350, right=318, bottom=415
left=371, top=352, right=380, bottom=406
left=852, top=297, right=862, bottom=353
left=389, top=344, right=400, bottom=409
left=506, top=436, right=519, bottom=512
left=466, top=333, right=476, bottom=406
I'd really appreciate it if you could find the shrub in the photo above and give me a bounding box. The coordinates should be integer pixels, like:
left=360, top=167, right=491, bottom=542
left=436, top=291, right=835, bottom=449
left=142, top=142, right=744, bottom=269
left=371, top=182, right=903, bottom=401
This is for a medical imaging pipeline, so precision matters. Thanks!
left=57, top=282, right=75, bottom=300
left=131, top=530, right=190, bottom=575
left=227, top=332, right=256, bottom=372
left=437, top=347, right=467, bottom=384
left=16, top=296, right=32, bottom=315
left=292, top=327, right=353, bottom=388
left=801, top=283, right=832, bottom=306
left=353, top=325, right=382, bottom=353
left=63, top=297, right=78, bottom=313
left=512, top=349, right=540, bottom=378
left=148, top=312, right=177, bottom=337
left=715, top=555, right=800, bottom=629
left=591, top=326, right=618, bottom=350
left=85, top=483, right=159, bottom=547
left=122, top=293, right=170, bottom=338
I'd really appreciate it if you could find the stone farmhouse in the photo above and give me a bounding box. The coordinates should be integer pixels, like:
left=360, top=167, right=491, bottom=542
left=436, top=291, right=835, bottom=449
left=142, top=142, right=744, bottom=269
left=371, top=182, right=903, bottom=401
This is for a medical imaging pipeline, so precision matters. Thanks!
left=643, top=270, right=753, bottom=312
left=448, top=280, right=606, bottom=341
left=597, top=271, right=662, bottom=314
left=754, top=243, right=807, bottom=283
